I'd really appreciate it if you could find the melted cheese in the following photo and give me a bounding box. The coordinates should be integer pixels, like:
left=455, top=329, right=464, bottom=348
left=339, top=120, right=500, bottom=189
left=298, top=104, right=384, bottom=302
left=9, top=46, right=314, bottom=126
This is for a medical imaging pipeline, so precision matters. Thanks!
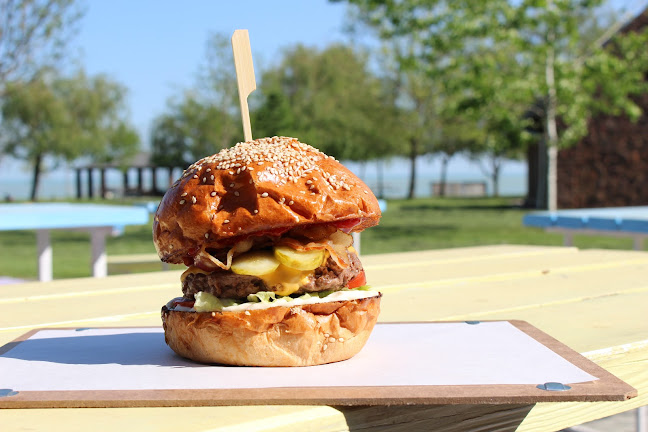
left=258, top=265, right=313, bottom=296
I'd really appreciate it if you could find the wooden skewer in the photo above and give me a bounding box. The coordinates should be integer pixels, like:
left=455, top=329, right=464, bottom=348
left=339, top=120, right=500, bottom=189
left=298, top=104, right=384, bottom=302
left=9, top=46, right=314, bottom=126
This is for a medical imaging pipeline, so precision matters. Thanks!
left=231, top=29, right=256, bottom=142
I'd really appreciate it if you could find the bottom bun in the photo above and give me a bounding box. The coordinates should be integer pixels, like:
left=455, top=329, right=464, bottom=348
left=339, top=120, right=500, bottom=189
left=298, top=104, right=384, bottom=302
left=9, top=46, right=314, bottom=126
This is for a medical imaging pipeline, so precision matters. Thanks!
left=161, top=295, right=381, bottom=366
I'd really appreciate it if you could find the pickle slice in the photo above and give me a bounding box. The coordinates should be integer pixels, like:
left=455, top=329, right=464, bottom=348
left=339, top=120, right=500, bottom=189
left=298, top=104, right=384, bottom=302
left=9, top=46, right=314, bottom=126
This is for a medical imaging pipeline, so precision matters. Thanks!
left=231, top=251, right=280, bottom=276
left=274, top=246, right=326, bottom=271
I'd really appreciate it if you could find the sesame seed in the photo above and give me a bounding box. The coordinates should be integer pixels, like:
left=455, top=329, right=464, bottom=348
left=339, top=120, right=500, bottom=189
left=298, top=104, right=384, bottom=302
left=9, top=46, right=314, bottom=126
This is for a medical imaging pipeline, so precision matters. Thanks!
left=323, top=344, right=328, bottom=351
left=324, top=333, right=329, bottom=338
left=191, top=196, right=196, bottom=204
left=211, top=312, right=216, bottom=317
left=230, top=183, right=235, bottom=187
left=261, top=192, right=268, bottom=197
left=223, top=219, right=230, bottom=224
left=249, top=179, right=253, bottom=184
left=193, top=175, right=198, bottom=179
left=210, top=191, right=217, bottom=197
left=338, top=338, right=344, bottom=342
left=181, top=137, right=331, bottom=189
left=181, top=192, right=188, bottom=197
left=204, top=233, right=209, bottom=238
left=202, top=177, right=207, bottom=183
left=288, top=200, right=294, bottom=205
left=306, top=180, right=312, bottom=185
left=210, top=175, right=214, bottom=180
left=253, top=209, right=258, bottom=214
left=328, top=337, right=336, bottom=343
left=245, top=310, right=251, bottom=315
left=234, top=191, right=240, bottom=196
left=179, top=200, right=185, bottom=205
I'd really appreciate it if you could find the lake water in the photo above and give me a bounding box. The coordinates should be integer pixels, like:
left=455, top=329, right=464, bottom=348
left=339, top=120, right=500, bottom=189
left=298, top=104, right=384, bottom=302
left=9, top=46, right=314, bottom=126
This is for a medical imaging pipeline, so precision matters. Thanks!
left=0, top=156, right=528, bottom=201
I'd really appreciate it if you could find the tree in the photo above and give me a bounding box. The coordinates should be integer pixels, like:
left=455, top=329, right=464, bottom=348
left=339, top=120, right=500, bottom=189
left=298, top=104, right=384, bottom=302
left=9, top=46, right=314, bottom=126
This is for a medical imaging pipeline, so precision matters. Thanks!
left=151, top=93, right=238, bottom=168
left=196, top=32, right=241, bottom=141
left=338, top=0, right=648, bottom=209
left=252, top=89, right=296, bottom=139
left=0, top=70, right=139, bottom=200
left=256, top=44, right=403, bottom=163
left=150, top=33, right=241, bottom=165
left=0, top=0, right=83, bottom=93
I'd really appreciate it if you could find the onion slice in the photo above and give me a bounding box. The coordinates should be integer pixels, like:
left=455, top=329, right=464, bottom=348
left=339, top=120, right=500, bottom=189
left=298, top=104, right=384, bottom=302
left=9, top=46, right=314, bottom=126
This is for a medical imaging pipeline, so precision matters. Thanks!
left=193, top=238, right=254, bottom=271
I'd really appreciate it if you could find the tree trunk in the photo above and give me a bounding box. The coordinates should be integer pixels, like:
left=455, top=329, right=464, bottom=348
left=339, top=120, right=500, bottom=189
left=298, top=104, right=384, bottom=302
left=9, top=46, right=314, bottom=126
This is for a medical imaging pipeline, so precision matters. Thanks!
left=439, top=154, right=450, bottom=197
left=30, top=153, right=43, bottom=202
left=407, top=137, right=418, bottom=199
left=545, top=4, right=559, bottom=211
left=377, top=159, right=385, bottom=199
left=75, top=169, right=82, bottom=199
left=492, top=158, right=501, bottom=197
left=100, top=168, right=107, bottom=198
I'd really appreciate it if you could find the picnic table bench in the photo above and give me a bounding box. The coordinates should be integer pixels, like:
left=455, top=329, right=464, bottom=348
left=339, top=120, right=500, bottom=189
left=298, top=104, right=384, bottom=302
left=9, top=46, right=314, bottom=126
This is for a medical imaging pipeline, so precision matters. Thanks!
left=0, top=203, right=149, bottom=281
left=523, top=206, right=648, bottom=250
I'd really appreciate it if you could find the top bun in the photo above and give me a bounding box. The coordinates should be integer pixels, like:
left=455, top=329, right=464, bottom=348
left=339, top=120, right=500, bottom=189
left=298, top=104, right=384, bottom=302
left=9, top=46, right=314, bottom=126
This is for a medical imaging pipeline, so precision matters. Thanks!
left=153, top=137, right=381, bottom=264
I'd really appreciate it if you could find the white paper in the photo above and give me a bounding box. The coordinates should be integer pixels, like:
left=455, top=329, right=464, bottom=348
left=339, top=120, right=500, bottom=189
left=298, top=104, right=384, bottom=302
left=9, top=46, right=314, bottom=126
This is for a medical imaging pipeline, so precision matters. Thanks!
left=0, top=322, right=596, bottom=391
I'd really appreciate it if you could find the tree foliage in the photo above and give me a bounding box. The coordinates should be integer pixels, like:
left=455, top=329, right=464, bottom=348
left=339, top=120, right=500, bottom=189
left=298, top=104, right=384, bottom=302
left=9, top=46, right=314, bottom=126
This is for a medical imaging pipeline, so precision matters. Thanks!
left=151, top=93, right=238, bottom=168
left=150, top=33, right=240, bottom=166
left=255, top=44, right=403, bottom=162
left=0, top=70, right=139, bottom=200
left=0, top=0, right=83, bottom=92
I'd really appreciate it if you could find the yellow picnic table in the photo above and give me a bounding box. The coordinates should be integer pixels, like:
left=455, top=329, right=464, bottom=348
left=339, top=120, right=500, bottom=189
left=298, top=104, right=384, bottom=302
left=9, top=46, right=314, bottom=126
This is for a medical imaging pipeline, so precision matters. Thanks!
left=0, top=244, right=646, bottom=431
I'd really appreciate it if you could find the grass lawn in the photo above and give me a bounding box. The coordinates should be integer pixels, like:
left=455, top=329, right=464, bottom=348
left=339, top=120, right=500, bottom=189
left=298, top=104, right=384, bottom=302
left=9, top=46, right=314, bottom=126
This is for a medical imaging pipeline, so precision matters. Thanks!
left=0, top=196, right=643, bottom=281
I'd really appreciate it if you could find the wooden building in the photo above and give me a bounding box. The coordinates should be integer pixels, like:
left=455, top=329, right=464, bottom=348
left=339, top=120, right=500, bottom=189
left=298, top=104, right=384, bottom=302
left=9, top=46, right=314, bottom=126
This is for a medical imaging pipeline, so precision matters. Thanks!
left=556, top=9, right=648, bottom=208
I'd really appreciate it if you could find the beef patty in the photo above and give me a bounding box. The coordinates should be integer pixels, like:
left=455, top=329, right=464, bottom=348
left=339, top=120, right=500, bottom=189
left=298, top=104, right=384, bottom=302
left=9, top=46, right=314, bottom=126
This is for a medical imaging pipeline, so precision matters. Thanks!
left=182, top=251, right=363, bottom=299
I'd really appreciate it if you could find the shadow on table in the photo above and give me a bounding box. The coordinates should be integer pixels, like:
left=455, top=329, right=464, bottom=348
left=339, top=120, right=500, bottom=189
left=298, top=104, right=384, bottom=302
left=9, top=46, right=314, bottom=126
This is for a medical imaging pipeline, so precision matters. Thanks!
left=335, top=403, right=534, bottom=431
left=0, top=331, right=202, bottom=367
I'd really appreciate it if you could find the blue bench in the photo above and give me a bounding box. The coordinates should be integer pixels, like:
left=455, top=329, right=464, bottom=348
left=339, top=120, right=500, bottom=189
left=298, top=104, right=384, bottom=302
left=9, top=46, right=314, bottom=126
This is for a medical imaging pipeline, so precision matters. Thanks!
left=523, top=206, right=648, bottom=250
left=0, top=203, right=149, bottom=281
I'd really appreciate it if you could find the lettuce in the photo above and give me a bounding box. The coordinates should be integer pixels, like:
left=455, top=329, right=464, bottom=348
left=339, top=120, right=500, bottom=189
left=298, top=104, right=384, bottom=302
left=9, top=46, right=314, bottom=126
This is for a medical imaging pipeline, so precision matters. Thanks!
left=194, top=291, right=238, bottom=312
left=247, top=291, right=277, bottom=303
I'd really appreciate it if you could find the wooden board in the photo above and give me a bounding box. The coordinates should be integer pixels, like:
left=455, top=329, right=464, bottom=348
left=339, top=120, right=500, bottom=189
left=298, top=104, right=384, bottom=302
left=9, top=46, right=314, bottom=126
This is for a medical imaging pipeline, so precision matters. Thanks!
left=0, top=320, right=635, bottom=409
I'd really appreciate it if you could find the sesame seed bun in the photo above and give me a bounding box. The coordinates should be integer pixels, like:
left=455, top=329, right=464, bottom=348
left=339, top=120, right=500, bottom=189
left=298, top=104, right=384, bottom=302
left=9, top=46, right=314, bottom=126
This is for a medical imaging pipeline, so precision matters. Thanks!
left=153, top=137, right=381, bottom=265
left=161, top=294, right=381, bottom=366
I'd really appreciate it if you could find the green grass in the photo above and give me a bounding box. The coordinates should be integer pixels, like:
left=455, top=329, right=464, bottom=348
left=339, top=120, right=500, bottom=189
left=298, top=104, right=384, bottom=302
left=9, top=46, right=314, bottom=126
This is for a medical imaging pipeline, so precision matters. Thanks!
left=1, top=196, right=643, bottom=281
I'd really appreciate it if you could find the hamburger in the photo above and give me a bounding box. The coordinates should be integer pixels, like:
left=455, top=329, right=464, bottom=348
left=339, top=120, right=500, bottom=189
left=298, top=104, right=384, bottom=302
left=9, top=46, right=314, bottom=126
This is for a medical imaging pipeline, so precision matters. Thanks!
left=153, top=136, right=382, bottom=366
